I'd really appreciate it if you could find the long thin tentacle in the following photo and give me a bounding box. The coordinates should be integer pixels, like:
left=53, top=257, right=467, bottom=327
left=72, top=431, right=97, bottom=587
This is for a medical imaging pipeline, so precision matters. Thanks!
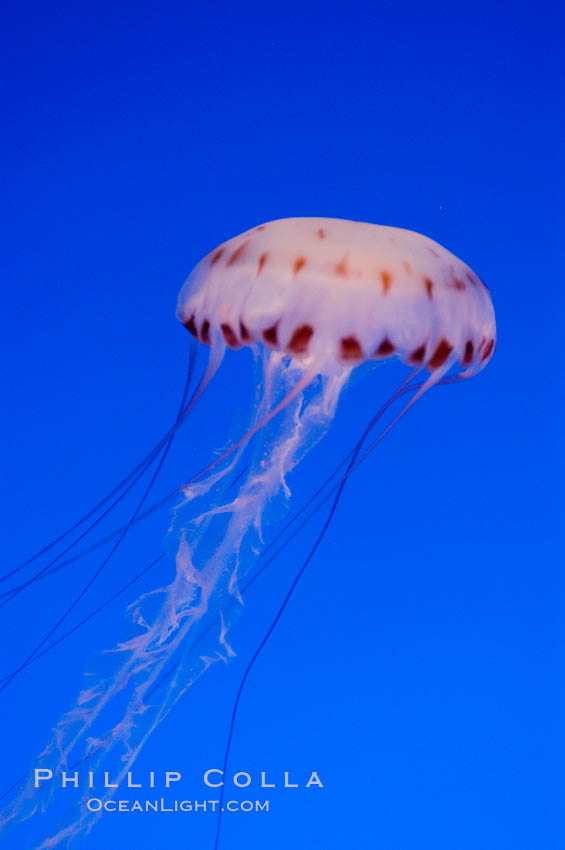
left=0, top=344, right=199, bottom=588
left=0, top=341, right=226, bottom=606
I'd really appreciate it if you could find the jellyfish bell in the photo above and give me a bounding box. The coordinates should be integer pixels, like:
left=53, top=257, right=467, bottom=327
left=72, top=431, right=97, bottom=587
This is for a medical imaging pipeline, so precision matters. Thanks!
left=1, top=217, right=495, bottom=849
left=177, top=217, right=496, bottom=378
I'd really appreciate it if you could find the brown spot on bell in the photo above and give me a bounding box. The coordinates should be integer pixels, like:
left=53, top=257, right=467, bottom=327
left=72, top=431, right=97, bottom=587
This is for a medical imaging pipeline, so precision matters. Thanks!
left=239, top=320, right=253, bottom=341
left=210, top=247, right=224, bottom=265
left=463, top=340, right=474, bottom=365
left=335, top=258, right=348, bottom=277
left=293, top=256, right=307, bottom=274
left=221, top=323, right=240, bottom=348
left=429, top=338, right=453, bottom=369
left=375, top=338, right=395, bottom=356
left=380, top=270, right=392, bottom=294
left=480, top=339, right=495, bottom=361
left=184, top=315, right=198, bottom=338
left=226, top=241, right=248, bottom=266
left=340, top=336, right=363, bottom=360
left=288, top=324, right=314, bottom=354
left=409, top=344, right=427, bottom=364
left=263, top=324, right=279, bottom=345
left=424, top=278, right=434, bottom=299
left=200, top=320, right=211, bottom=345
left=257, top=252, right=268, bottom=275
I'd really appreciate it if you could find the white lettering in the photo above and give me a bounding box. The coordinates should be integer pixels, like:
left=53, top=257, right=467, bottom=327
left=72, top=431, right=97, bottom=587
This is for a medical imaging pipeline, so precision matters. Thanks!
left=284, top=772, right=298, bottom=788
left=204, top=769, right=224, bottom=788
left=165, top=771, right=181, bottom=787
left=34, top=769, right=53, bottom=787
left=260, top=771, right=275, bottom=788
left=233, top=772, right=251, bottom=788
left=127, top=772, right=141, bottom=788
left=306, top=771, right=324, bottom=788
left=61, top=771, right=79, bottom=788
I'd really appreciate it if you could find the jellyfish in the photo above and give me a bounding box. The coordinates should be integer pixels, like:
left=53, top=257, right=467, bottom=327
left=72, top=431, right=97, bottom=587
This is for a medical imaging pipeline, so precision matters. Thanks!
left=0, top=217, right=495, bottom=847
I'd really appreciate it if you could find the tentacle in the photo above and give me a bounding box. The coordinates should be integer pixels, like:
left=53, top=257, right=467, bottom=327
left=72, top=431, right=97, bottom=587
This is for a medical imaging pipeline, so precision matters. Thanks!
left=211, top=360, right=458, bottom=848
left=0, top=555, right=166, bottom=688
left=0, top=365, right=459, bottom=689
left=0, top=359, right=461, bottom=835
left=0, top=341, right=222, bottom=606
left=0, top=359, right=317, bottom=599
left=346, top=355, right=457, bottom=480
left=0, top=345, right=216, bottom=693
left=0, top=344, right=198, bottom=588
left=211, top=369, right=424, bottom=848
left=0, top=371, right=413, bottom=810
left=0, top=461, right=253, bottom=682
left=0, top=353, right=327, bottom=846
left=0, top=371, right=429, bottom=684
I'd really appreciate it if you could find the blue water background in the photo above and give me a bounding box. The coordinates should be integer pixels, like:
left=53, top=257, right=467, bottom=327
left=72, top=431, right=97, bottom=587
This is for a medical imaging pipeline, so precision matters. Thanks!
left=1, top=2, right=562, bottom=848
